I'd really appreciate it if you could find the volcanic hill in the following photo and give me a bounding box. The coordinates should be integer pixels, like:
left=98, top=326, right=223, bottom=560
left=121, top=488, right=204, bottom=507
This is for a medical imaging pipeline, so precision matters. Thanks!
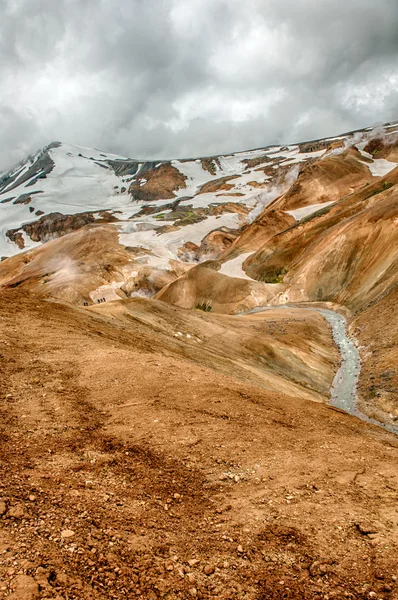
left=0, top=122, right=398, bottom=600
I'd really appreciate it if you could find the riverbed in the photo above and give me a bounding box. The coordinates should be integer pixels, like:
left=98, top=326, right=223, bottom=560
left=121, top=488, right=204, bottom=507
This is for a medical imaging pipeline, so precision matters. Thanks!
left=243, top=305, right=398, bottom=435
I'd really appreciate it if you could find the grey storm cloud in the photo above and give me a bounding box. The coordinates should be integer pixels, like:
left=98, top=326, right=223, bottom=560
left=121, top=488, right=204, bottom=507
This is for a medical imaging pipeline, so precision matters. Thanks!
left=0, top=0, right=398, bottom=169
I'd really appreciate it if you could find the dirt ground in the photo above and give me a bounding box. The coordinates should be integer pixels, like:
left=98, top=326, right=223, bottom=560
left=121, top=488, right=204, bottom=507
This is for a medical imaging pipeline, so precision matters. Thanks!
left=0, top=291, right=397, bottom=600
left=351, top=287, right=398, bottom=425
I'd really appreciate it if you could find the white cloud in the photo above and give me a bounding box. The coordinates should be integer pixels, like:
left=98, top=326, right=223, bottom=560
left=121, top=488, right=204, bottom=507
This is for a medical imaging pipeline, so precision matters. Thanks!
left=0, top=0, right=397, bottom=169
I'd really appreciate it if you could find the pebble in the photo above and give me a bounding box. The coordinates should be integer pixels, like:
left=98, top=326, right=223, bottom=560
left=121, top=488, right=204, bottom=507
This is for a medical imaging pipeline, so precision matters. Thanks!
left=10, top=574, right=39, bottom=599
left=0, top=501, right=6, bottom=515
left=204, top=565, right=215, bottom=575
left=61, top=530, right=75, bottom=539
left=237, top=545, right=244, bottom=554
left=8, top=504, right=25, bottom=519
left=188, top=559, right=199, bottom=567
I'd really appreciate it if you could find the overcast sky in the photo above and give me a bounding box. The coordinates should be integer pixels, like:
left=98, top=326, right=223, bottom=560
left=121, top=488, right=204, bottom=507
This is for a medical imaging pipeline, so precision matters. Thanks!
left=1, top=0, right=397, bottom=169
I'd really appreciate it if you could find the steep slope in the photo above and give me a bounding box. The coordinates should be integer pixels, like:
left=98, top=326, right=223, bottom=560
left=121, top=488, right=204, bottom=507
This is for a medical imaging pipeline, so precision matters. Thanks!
left=155, top=262, right=282, bottom=314
left=351, top=287, right=398, bottom=424
left=245, top=167, right=398, bottom=311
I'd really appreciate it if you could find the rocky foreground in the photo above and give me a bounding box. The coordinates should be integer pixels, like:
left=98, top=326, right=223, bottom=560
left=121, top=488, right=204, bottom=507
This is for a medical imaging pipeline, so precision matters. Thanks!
left=0, top=292, right=397, bottom=600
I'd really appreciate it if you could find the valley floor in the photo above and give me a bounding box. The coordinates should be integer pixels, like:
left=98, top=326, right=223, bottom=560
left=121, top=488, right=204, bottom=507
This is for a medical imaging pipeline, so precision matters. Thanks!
left=0, top=292, right=397, bottom=600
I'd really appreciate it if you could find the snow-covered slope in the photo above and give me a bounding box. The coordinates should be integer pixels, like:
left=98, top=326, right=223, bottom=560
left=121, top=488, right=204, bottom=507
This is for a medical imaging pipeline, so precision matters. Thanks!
left=1, top=122, right=397, bottom=269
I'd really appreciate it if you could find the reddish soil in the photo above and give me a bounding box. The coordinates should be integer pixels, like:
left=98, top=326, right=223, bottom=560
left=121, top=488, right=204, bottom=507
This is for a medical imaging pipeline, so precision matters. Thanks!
left=129, top=165, right=187, bottom=202
left=0, top=291, right=397, bottom=599
left=352, top=287, right=398, bottom=424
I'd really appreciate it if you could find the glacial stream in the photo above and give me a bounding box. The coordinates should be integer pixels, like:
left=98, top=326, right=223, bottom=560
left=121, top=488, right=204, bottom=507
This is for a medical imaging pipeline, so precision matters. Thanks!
left=244, top=305, right=398, bottom=435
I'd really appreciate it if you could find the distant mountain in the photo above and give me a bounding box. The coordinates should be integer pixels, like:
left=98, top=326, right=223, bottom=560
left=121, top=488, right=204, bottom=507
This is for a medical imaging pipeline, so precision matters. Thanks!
left=1, top=124, right=392, bottom=260
left=0, top=121, right=397, bottom=310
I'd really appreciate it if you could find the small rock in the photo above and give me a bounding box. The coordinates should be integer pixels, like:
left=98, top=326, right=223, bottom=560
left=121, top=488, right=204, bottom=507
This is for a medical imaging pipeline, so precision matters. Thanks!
left=61, top=530, right=75, bottom=539
left=55, top=573, right=68, bottom=586
left=0, top=500, right=7, bottom=515
left=8, top=504, right=25, bottom=519
left=9, top=574, right=39, bottom=599
left=237, top=545, right=244, bottom=554
left=189, top=588, right=197, bottom=598
left=309, top=561, right=330, bottom=577
left=356, top=521, right=379, bottom=535
left=28, top=495, right=36, bottom=502
left=188, top=559, right=199, bottom=567
left=234, top=475, right=240, bottom=483
left=203, top=565, right=215, bottom=575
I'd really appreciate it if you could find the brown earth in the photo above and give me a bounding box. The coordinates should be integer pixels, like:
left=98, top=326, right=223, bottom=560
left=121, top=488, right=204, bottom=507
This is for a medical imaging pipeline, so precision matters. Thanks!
left=198, top=229, right=240, bottom=258
left=197, top=177, right=239, bottom=195
left=262, top=148, right=373, bottom=215
left=243, top=155, right=271, bottom=170
left=200, top=158, right=220, bottom=176
left=0, top=226, right=183, bottom=305
left=129, top=164, right=187, bottom=202
left=155, top=263, right=282, bottom=315
left=351, top=287, right=398, bottom=424
left=277, top=191, right=398, bottom=311
left=364, top=136, right=398, bottom=162
left=218, top=148, right=373, bottom=262
left=245, top=167, right=398, bottom=299
left=0, top=291, right=397, bottom=600
left=6, top=211, right=118, bottom=246
left=223, top=210, right=295, bottom=257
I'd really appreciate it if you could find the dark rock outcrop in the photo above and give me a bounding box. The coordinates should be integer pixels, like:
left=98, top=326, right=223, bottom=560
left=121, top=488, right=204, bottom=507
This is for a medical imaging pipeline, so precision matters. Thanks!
left=6, top=210, right=119, bottom=246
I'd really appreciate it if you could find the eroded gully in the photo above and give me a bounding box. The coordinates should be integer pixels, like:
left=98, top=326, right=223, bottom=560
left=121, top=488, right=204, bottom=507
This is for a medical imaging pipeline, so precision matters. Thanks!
left=243, top=305, right=398, bottom=435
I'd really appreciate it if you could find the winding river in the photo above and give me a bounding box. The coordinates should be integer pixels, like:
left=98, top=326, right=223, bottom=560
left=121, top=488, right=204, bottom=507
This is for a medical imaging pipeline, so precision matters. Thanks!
left=244, top=305, right=398, bottom=435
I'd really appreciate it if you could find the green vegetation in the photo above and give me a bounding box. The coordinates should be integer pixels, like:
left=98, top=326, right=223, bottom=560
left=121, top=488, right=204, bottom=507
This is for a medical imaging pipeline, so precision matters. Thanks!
left=195, top=301, right=212, bottom=312
left=365, top=181, right=394, bottom=199
left=300, top=203, right=334, bottom=225
left=175, top=211, right=206, bottom=226
left=260, top=267, right=288, bottom=284
left=368, top=385, right=380, bottom=398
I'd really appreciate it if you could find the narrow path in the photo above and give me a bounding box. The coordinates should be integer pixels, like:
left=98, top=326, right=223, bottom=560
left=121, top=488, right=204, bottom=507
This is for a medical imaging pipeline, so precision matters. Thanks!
left=243, top=305, right=398, bottom=435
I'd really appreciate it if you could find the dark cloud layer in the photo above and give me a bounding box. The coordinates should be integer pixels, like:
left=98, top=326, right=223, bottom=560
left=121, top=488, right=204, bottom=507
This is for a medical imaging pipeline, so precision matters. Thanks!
left=1, top=0, right=397, bottom=169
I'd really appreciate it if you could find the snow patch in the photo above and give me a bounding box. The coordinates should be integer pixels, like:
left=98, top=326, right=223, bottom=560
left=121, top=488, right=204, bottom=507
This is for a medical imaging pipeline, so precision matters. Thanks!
left=366, top=159, right=398, bottom=178
left=219, top=252, right=253, bottom=280
left=285, top=201, right=335, bottom=221
left=119, top=213, right=242, bottom=269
